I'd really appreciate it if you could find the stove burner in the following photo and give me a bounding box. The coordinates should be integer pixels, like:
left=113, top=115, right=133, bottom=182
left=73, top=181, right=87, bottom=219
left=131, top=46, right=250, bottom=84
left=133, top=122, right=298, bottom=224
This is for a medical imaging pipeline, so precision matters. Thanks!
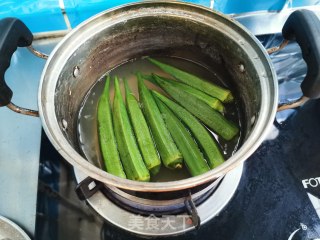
left=100, top=179, right=222, bottom=216
left=73, top=164, right=243, bottom=236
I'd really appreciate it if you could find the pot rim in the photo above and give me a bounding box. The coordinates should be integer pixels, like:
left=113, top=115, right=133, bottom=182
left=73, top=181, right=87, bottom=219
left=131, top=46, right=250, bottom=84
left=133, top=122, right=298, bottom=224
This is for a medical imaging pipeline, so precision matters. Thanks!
left=38, top=1, right=278, bottom=192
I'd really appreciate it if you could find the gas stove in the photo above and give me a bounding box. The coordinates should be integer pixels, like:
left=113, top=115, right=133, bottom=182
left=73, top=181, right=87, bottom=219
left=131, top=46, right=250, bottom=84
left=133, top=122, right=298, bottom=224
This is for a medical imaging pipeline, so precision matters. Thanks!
left=36, top=94, right=320, bottom=240
left=36, top=32, right=320, bottom=240
left=1, top=5, right=320, bottom=240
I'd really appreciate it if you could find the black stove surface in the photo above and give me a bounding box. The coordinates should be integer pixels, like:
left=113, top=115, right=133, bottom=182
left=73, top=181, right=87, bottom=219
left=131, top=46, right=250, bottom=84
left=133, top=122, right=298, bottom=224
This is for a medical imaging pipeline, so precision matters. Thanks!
left=35, top=35, right=320, bottom=240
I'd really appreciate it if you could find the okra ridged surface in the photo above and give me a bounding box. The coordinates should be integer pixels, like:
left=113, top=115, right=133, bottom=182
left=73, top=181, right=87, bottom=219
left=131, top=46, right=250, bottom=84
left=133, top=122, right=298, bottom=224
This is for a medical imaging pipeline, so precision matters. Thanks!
left=148, top=57, right=234, bottom=102
left=97, top=76, right=126, bottom=178
left=150, top=74, right=225, bottom=113
left=113, top=77, right=150, bottom=182
left=137, top=73, right=183, bottom=169
left=124, top=79, right=161, bottom=175
left=154, top=75, right=239, bottom=141
left=155, top=97, right=210, bottom=176
left=153, top=91, right=225, bottom=169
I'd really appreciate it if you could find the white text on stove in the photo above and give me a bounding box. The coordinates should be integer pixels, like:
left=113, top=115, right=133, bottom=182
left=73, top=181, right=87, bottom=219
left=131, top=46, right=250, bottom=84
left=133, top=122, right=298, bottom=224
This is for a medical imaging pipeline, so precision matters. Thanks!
left=302, top=177, right=320, bottom=188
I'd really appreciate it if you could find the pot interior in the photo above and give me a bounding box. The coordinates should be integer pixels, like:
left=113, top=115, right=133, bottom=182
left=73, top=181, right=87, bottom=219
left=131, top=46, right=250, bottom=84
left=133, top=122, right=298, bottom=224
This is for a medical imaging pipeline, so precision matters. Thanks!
left=41, top=2, right=276, bottom=191
left=56, top=13, right=259, bottom=150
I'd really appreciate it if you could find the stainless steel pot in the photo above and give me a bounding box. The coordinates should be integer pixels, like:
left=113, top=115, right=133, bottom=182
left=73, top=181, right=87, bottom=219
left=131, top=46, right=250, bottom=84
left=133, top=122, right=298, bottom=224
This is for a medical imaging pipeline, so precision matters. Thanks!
left=1, top=2, right=320, bottom=193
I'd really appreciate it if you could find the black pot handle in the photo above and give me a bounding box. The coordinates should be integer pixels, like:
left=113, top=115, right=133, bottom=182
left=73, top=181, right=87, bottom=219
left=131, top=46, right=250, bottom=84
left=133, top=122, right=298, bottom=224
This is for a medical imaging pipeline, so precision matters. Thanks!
left=0, top=18, right=33, bottom=107
left=282, top=9, right=320, bottom=99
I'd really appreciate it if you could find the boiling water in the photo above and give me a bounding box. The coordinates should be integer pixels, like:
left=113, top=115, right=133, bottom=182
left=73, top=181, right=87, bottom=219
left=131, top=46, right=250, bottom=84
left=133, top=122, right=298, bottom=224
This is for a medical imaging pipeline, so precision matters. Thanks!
left=77, top=57, right=241, bottom=182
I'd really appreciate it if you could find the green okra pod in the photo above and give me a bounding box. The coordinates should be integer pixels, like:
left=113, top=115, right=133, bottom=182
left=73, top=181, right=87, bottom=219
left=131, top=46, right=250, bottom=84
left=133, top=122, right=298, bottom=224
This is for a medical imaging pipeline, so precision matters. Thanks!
left=148, top=58, right=233, bottom=102
left=97, top=75, right=126, bottom=178
left=148, top=74, right=225, bottom=113
left=153, top=74, right=239, bottom=141
left=113, top=76, right=150, bottom=181
left=155, top=97, right=210, bottom=176
left=152, top=91, right=224, bottom=169
left=124, top=79, right=161, bottom=175
left=137, top=73, right=183, bottom=169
